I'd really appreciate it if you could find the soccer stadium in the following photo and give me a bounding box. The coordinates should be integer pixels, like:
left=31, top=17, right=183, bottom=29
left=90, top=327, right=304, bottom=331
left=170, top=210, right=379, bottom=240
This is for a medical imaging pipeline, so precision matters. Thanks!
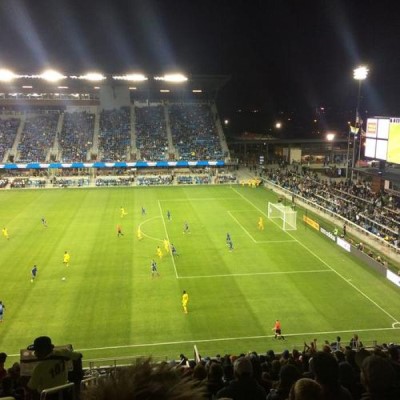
left=0, top=67, right=399, bottom=399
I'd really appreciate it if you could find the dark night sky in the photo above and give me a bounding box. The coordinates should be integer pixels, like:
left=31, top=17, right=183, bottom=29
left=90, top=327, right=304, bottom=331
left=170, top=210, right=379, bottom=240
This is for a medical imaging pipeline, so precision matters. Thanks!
left=0, top=0, right=400, bottom=134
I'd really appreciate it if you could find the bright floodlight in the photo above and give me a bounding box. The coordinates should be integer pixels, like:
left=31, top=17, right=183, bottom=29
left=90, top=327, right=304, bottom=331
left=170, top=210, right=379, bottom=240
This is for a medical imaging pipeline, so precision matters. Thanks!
left=353, top=65, right=369, bottom=80
left=113, top=74, right=148, bottom=81
left=326, top=133, right=335, bottom=141
left=154, top=73, right=188, bottom=82
left=275, top=122, right=282, bottom=129
left=77, top=73, right=106, bottom=81
left=40, top=69, right=66, bottom=82
left=0, top=69, right=16, bottom=82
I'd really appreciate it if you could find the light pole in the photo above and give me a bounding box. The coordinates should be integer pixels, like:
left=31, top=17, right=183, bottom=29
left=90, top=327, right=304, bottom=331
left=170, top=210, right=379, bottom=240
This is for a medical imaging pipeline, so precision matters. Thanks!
left=350, top=65, right=369, bottom=180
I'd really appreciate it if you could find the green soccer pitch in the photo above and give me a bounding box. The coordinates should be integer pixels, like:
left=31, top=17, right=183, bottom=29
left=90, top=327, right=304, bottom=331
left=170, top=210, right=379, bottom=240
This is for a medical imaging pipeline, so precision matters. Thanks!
left=1, top=184, right=399, bottom=365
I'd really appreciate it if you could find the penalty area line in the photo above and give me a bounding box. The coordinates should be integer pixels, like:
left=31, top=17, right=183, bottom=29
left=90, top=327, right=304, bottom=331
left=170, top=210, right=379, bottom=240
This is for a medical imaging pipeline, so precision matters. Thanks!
left=178, top=269, right=331, bottom=279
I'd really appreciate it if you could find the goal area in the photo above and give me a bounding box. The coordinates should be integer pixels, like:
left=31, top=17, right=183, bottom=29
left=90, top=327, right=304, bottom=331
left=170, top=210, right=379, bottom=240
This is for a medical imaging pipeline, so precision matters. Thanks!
left=267, top=202, right=297, bottom=231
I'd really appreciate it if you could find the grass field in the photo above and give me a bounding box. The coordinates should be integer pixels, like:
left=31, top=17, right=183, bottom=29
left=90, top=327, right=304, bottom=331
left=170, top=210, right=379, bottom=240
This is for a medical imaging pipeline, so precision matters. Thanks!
left=1, top=184, right=399, bottom=365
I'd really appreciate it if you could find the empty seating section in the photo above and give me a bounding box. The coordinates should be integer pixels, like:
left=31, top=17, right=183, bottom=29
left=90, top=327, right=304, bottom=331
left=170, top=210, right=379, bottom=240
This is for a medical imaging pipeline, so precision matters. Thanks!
left=169, top=103, right=223, bottom=160
left=99, top=107, right=130, bottom=161
left=0, top=118, right=20, bottom=161
left=60, top=111, right=95, bottom=162
left=135, top=105, right=168, bottom=161
left=17, top=115, right=58, bottom=162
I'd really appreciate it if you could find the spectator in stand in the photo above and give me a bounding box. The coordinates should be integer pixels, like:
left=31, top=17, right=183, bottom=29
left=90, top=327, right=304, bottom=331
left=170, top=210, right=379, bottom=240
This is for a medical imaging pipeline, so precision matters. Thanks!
left=0, top=352, right=7, bottom=382
left=216, top=356, right=266, bottom=399
left=60, top=111, right=94, bottom=162
left=309, top=351, right=353, bottom=400
left=350, top=333, right=363, bottom=350
left=0, top=118, right=20, bottom=161
left=360, top=354, right=400, bottom=400
left=206, top=361, right=225, bottom=399
left=264, top=166, right=400, bottom=248
left=17, top=114, right=58, bottom=162
left=288, top=378, right=323, bottom=400
left=267, top=364, right=301, bottom=400
left=99, top=107, right=131, bottom=161
left=136, top=105, right=169, bottom=161
left=26, top=336, right=82, bottom=396
left=82, top=358, right=206, bottom=400
left=169, top=103, right=223, bottom=161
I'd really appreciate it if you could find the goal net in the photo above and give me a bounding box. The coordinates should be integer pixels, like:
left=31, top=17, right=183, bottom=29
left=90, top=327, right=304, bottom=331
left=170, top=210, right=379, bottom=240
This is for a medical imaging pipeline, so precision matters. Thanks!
left=267, top=202, right=297, bottom=230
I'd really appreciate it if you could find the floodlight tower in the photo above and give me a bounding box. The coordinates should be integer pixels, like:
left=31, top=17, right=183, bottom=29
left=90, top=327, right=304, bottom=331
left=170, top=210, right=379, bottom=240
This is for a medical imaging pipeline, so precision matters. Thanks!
left=350, top=65, right=368, bottom=180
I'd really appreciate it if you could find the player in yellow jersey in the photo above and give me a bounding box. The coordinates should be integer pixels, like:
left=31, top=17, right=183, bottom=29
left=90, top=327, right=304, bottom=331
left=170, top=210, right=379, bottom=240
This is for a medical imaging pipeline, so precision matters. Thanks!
left=182, top=290, right=189, bottom=314
left=137, top=226, right=143, bottom=240
left=258, top=216, right=264, bottom=231
left=120, top=207, right=128, bottom=218
left=2, top=227, right=9, bottom=240
left=163, top=239, right=170, bottom=253
left=63, top=251, right=70, bottom=267
left=156, top=246, right=163, bottom=259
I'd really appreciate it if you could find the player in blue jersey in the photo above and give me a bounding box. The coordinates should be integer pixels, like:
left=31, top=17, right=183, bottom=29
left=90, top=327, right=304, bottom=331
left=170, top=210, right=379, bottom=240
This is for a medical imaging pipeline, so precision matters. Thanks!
left=151, top=260, right=159, bottom=278
left=31, top=265, right=38, bottom=282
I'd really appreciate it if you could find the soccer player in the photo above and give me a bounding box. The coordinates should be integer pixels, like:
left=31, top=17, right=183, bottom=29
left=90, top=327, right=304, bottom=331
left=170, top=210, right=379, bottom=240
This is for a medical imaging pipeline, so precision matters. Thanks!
left=156, top=246, right=163, bottom=259
left=182, top=290, right=189, bottom=314
left=171, top=243, right=179, bottom=256
left=137, top=226, right=143, bottom=240
left=183, top=221, right=190, bottom=234
left=163, top=239, right=170, bottom=253
left=167, top=210, right=171, bottom=221
left=226, top=233, right=231, bottom=244
left=141, top=206, right=146, bottom=216
left=272, top=319, right=285, bottom=340
left=120, top=207, right=128, bottom=218
left=41, top=217, right=48, bottom=227
left=151, top=259, right=159, bottom=278
left=63, top=251, right=70, bottom=267
left=31, top=265, right=38, bottom=283
left=0, top=301, right=4, bottom=322
left=258, top=216, right=264, bottom=231
left=117, top=224, right=124, bottom=237
left=2, top=227, right=9, bottom=240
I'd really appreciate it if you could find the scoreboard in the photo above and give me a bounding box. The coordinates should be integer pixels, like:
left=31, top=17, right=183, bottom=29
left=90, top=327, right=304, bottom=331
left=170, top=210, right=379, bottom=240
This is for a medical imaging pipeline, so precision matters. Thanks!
left=365, top=117, right=400, bottom=164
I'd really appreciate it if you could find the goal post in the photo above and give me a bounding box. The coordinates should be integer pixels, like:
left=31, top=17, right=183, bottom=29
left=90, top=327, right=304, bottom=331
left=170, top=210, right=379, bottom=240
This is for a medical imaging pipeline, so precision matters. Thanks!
left=267, top=202, right=297, bottom=231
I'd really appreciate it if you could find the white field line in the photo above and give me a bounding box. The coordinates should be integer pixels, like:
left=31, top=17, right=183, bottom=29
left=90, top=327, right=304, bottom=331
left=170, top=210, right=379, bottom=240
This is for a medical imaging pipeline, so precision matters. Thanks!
left=230, top=187, right=400, bottom=324
left=159, top=197, right=239, bottom=202
left=138, top=216, right=164, bottom=242
left=227, top=210, right=256, bottom=243
left=158, top=201, right=178, bottom=279
left=178, top=269, right=331, bottom=279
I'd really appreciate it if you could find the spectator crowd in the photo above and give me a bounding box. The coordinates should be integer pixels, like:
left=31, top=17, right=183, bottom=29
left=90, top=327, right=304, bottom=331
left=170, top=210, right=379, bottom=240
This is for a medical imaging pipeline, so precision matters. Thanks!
left=1, top=334, right=400, bottom=399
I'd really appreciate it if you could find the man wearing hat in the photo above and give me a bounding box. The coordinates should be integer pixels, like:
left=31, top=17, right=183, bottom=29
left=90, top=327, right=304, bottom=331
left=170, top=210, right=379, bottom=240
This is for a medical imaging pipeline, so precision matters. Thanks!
left=27, top=336, right=82, bottom=395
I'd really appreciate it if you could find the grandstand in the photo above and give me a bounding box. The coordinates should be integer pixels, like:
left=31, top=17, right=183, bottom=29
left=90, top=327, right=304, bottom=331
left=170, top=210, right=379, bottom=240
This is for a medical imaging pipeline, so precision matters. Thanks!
left=0, top=72, right=231, bottom=164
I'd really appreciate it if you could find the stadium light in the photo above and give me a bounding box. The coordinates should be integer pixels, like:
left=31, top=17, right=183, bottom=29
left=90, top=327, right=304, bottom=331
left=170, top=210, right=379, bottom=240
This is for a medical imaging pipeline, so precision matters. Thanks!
left=154, top=73, right=188, bottom=83
left=0, top=69, right=17, bottom=82
left=326, top=133, right=335, bottom=141
left=57, top=86, right=68, bottom=89
left=160, top=89, right=170, bottom=93
left=71, top=73, right=106, bottom=81
left=348, top=65, right=369, bottom=180
left=275, top=122, right=282, bottom=129
left=40, top=69, right=66, bottom=82
left=112, top=74, right=148, bottom=81
left=192, top=89, right=202, bottom=93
